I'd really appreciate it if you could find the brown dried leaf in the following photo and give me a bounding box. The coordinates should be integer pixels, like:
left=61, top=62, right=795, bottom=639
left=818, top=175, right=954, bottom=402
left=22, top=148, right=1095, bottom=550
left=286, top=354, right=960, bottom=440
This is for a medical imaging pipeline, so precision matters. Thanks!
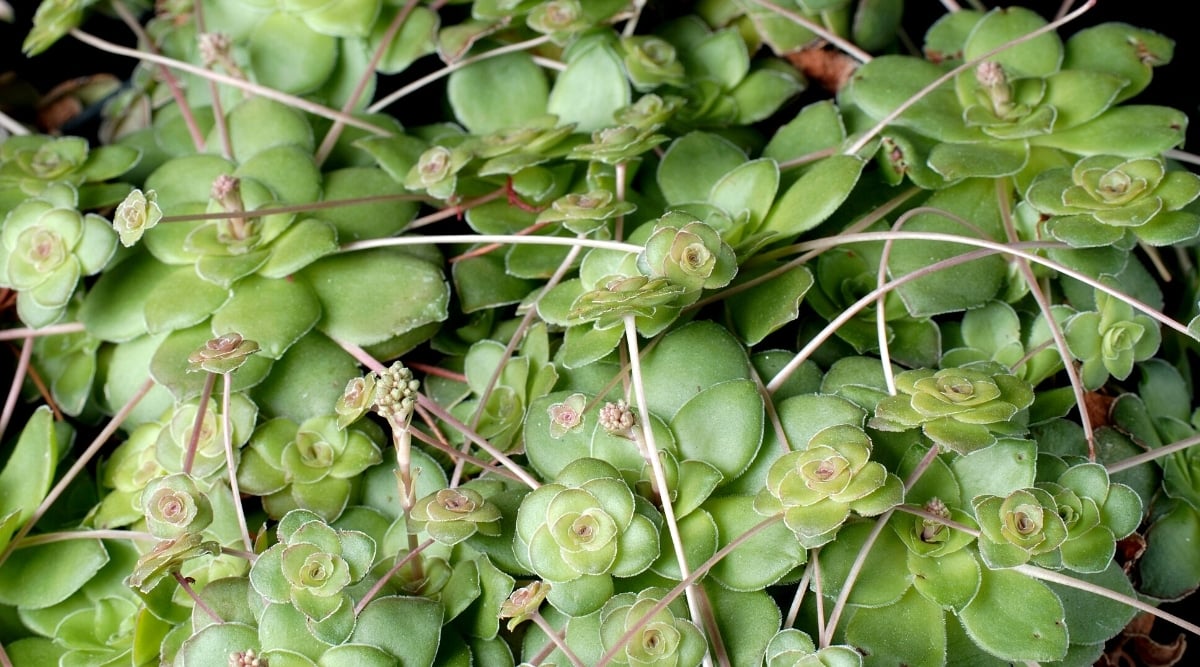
left=1102, top=612, right=1189, bottom=667
left=785, top=43, right=857, bottom=93
left=1085, top=390, right=1116, bottom=430
left=36, top=74, right=121, bottom=134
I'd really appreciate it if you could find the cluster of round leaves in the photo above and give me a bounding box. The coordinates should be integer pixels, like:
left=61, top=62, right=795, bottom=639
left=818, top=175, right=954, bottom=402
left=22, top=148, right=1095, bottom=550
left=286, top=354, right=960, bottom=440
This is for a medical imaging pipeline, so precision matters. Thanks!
left=515, top=458, right=661, bottom=615
left=754, top=424, right=903, bottom=548
left=6, top=0, right=1200, bottom=665
left=0, top=183, right=115, bottom=327
left=975, top=463, right=1142, bottom=571
left=249, top=509, right=376, bottom=624
left=870, top=365, right=1035, bottom=454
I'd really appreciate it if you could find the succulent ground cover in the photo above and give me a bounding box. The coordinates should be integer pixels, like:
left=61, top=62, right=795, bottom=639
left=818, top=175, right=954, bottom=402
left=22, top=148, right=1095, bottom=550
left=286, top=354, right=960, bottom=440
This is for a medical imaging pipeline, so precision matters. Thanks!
left=3, top=0, right=1200, bottom=665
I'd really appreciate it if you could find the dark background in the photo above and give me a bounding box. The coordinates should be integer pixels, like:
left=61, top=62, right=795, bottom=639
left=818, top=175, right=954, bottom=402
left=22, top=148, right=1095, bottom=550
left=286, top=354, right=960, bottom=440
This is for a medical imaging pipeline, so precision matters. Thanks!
left=1, top=1, right=1198, bottom=146
left=1, top=0, right=1197, bottom=659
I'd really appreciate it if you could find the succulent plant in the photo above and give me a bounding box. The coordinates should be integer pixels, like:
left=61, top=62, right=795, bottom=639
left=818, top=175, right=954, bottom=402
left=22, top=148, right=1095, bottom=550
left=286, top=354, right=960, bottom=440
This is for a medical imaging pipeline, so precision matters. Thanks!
left=637, top=212, right=738, bottom=296
left=141, top=472, right=214, bottom=539
left=334, top=373, right=377, bottom=429
left=621, top=36, right=688, bottom=91
left=405, top=145, right=473, bottom=201
left=536, top=190, right=637, bottom=235
left=598, top=587, right=707, bottom=667
left=249, top=510, right=376, bottom=622
left=514, top=458, right=660, bottom=614
left=526, top=0, right=589, bottom=42
left=187, top=332, right=261, bottom=374
left=974, top=487, right=1069, bottom=569
left=1025, top=154, right=1200, bottom=247
left=764, top=628, right=863, bottom=667
left=547, top=392, right=588, bottom=439
left=8, top=1, right=1200, bottom=665
left=155, top=393, right=258, bottom=479
left=754, top=424, right=904, bottom=548
left=126, top=532, right=221, bottom=594
left=111, top=187, right=162, bottom=247
left=870, top=366, right=1035, bottom=454
left=567, top=125, right=670, bottom=164
left=892, top=497, right=978, bottom=559
left=0, top=184, right=115, bottom=326
left=1063, top=287, right=1162, bottom=390
left=1038, top=461, right=1142, bottom=572
left=408, top=486, right=503, bottom=545
left=237, top=415, right=383, bottom=521
left=499, top=580, right=552, bottom=631
left=568, top=274, right=688, bottom=330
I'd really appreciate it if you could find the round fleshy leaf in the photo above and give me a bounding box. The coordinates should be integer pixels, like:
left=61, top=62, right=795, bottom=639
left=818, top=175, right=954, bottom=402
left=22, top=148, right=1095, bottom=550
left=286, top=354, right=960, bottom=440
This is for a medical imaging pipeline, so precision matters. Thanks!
left=1138, top=501, right=1200, bottom=599
left=703, top=583, right=782, bottom=667
left=372, top=5, right=438, bottom=74
left=958, top=567, right=1068, bottom=662
left=638, top=321, right=750, bottom=419
left=235, top=144, right=322, bottom=204
left=961, top=7, right=1061, bottom=78
left=257, top=217, right=339, bottom=278
left=1044, top=560, right=1137, bottom=646
left=673, top=459, right=723, bottom=518
left=0, top=538, right=108, bottom=608
left=763, top=100, right=845, bottom=163
left=75, top=213, right=118, bottom=275
left=657, top=132, right=746, bottom=206
left=81, top=250, right=174, bottom=342
left=216, top=96, right=315, bottom=162
left=760, top=155, right=865, bottom=238
left=545, top=573, right=612, bottom=617
left=776, top=393, right=865, bottom=449
left=928, top=140, right=1029, bottom=180
left=1059, top=525, right=1116, bottom=573
left=0, top=407, right=58, bottom=551
left=298, top=248, right=448, bottom=346
left=817, top=520, right=911, bottom=606
left=670, top=379, right=763, bottom=482
left=705, top=495, right=806, bottom=591
left=685, top=26, right=749, bottom=89
left=176, top=623, right=259, bottom=667
left=731, top=64, right=804, bottom=125
left=1030, top=106, right=1188, bottom=157
left=319, top=644, right=396, bottom=667
left=1041, top=70, right=1125, bottom=130
left=143, top=266, right=231, bottom=334
left=298, top=0, right=379, bottom=37
left=950, top=439, right=1036, bottom=502
left=1099, top=482, right=1143, bottom=540
left=258, top=601, right=329, bottom=660
left=211, top=275, right=320, bottom=359
left=251, top=330, right=361, bottom=423
left=351, top=596, right=444, bottom=664
left=649, top=509, right=714, bottom=580
left=846, top=586, right=946, bottom=667
left=547, top=40, right=629, bottom=133
left=248, top=12, right=338, bottom=95
left=709, top=158, right=779, bottom=230
left=908, top=548, right=981, bottom=611
left=452, top=253, right=538, bottom=313
left=726, top=264, right=813, bottom=346
left=448, top=51, right=548, bottom=134
left=888, top=180, right=1007, bottom=315
left=320, top=167, right=418, bottom=242
left=78, top=144, right=141, bottom=182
